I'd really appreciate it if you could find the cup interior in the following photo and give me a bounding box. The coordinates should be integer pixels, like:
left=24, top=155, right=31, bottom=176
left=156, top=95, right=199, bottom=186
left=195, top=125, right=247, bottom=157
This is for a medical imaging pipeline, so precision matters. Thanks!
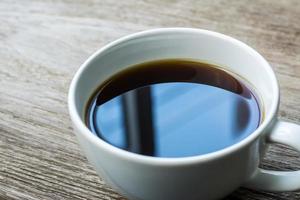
left=70, top=28, right=278, bottom=137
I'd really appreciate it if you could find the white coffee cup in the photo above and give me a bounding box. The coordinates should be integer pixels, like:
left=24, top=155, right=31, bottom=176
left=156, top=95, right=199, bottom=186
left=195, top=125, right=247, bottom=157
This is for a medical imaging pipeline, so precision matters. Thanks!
left=68, top=28, right=300, bottom=200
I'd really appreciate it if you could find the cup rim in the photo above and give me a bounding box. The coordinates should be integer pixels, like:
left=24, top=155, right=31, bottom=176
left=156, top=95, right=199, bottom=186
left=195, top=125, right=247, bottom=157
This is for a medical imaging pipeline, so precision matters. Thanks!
left=68, top=28, right=279, bottom=166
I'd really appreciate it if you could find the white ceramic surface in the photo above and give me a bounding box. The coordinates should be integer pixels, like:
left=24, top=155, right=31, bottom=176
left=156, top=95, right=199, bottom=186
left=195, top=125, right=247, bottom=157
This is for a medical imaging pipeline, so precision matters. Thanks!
left=68, top=28, right=300, bottom=200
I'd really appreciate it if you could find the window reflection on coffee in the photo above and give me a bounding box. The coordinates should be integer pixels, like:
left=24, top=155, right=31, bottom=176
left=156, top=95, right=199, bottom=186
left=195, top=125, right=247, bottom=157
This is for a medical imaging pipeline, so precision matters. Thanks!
left=86, top=59, right=261, bottom=158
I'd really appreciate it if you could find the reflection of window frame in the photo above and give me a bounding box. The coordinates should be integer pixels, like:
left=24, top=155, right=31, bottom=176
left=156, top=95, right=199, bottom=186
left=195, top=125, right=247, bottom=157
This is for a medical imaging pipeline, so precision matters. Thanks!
left=122, top=86, right=155, bottom=155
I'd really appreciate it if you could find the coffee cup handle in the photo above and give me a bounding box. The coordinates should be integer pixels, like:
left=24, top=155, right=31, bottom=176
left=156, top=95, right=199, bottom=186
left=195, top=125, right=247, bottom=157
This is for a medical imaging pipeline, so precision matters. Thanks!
left=243, top=120, right=300, bottom=191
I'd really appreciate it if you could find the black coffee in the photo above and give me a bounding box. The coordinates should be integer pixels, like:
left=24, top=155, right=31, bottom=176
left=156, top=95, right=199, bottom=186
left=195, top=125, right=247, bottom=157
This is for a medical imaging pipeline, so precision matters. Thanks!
left=86, top=59, right=261, bottom=158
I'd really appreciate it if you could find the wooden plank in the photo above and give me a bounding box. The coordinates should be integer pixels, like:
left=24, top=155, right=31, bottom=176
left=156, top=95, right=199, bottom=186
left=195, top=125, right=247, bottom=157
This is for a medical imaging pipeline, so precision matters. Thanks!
left=0, top=0, right=299, bottom=199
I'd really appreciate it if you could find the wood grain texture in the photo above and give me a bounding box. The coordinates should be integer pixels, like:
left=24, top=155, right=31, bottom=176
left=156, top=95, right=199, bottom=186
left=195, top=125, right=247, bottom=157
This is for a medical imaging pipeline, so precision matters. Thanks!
left=0, top=0, right=300, bottom=199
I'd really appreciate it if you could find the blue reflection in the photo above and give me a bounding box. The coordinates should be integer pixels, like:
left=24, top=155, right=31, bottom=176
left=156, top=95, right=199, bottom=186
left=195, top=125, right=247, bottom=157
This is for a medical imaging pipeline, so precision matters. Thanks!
left=91, top=97, right=127, bottom=149
left=89, top=82, right=260, bottom=158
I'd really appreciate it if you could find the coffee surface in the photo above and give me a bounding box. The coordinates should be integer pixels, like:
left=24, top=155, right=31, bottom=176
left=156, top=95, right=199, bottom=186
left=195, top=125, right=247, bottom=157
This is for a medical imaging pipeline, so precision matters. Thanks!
left=86, top=59, right=261, bottom=158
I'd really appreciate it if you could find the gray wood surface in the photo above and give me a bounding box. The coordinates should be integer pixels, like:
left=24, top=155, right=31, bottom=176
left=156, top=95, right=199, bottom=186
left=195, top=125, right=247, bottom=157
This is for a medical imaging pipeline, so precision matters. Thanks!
left=1, top=0, right=300, bottom=199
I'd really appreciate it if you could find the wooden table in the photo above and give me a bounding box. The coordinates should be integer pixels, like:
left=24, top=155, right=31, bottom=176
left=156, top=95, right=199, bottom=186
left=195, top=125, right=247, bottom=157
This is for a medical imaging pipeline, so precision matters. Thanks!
left=1, top=0, right=300, bottom=199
